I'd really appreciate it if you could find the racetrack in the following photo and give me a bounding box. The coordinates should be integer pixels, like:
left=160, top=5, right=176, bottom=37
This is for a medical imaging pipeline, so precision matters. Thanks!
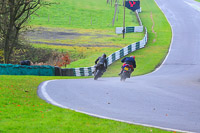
left=38, top=0, right=200, bottom=132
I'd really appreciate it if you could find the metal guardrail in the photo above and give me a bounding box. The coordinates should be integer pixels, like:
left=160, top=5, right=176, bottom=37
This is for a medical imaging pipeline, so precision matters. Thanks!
left=60, top=7, right=147, bottom=77
left=61, top=30, right=148, bottom=76
left=0, top=64, right=55, bottom=76
left=0, top=9, right=147, bottom=77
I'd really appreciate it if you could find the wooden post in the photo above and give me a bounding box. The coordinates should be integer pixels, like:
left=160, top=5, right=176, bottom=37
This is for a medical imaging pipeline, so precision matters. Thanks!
left=112, top=1, right=118, bottom=26
left=107, top=0, right=109, bottom=4
left=91, top=16, right=92, bottom=25
left=116, top=0, right=119, bottom=21
left=123, top=0, right=126, bottom=39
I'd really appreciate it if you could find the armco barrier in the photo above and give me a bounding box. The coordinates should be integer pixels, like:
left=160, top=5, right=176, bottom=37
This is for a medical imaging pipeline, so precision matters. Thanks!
left=55, top=66, right=62, bottom=76
left=0, top=64, right=55, bottom=76
left=62, top=67, right=95, bottom=76
left=62, top=8, right=148, bottom=77
left=0, top=9, right=147, bottom=77
left=116, top=9, right=143, bottom=34
left=108, top=28, right=147, bottom=66
left=116, top=26, right=143, bottom=34
left=62, top=27, right=148, bottom=76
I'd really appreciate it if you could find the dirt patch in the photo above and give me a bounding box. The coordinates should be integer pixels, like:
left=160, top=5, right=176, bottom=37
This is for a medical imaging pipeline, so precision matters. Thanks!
left=150, top=12, right=157, bottom=43
left=25, top=27, right=115, bottom=41
left=24, top=27, right=117, bottom=48
left=30, top=41, right=120, bottom=48
left=25, top=28, right=90, bottom=40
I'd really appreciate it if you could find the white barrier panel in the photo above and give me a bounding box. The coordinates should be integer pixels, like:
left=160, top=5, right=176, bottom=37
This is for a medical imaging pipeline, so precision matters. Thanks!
left=62, top=7, right=148, bottom=76
left=75, top=68, right=81, bottom=76
left=116, top=27, right=125, bottom=34
left=124, top=46, right=129, bottom=56
left=135, top=26, right=143, bottom=32
left=116, top=26, right=143, bottom=34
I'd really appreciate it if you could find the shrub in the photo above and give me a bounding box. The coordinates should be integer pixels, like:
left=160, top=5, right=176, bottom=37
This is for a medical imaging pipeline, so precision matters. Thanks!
left=9, top=44, right=70, bottom=66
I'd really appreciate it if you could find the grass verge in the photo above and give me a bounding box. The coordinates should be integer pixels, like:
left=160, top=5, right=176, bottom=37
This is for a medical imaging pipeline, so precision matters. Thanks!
left=27, top=0, right=145, bottom=66
left=0, top=0, right=172, bottom=132
left=29, top=0, right=172, bottom=76
left=29, top=0, right=139, bottom=29
left=74, top=0, right=172, bottom=77
left=0, top=75, right=173, bottom=132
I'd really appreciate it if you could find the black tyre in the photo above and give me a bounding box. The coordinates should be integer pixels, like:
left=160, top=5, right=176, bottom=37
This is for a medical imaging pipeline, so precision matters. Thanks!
left=120, top=72, right=126, bottom=81
left=94, top=70, right=101, bottom=80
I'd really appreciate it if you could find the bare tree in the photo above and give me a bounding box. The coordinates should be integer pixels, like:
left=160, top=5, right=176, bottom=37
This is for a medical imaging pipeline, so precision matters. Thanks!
left=0, top=0, right=45, bottom=64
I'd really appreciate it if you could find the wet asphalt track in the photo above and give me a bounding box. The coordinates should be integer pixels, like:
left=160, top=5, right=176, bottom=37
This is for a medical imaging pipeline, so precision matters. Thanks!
left=38, top=0, right=200, bottom=132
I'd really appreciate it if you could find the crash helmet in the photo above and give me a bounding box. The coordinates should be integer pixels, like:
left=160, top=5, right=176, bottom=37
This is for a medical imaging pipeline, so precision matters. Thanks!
left=130, top=56, right=135, bottom=59
left=102, top=53, right=107, bottom=58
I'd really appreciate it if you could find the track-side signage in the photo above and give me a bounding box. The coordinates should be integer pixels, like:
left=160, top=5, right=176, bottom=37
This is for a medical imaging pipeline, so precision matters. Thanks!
left=125, top=1, right=140, bottom=12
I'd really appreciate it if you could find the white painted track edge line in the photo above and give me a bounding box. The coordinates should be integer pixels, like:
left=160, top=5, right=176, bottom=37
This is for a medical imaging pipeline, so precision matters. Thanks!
left=37, top=1, right=191, bottom=132
left=39, top=80, right=193, bottom=133
left=184, top=1, right=200, bottom=12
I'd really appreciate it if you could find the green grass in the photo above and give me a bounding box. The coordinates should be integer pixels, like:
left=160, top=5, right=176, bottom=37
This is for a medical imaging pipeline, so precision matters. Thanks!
left=31, top=43, right=120, bottom=63
left=0, top=75, right=173, bottom=132
left=27, top=0, right=145, bottom=66
left=29, top=0, right=139, bottom=29
left=0, top=0, right=173, bottom=132
left=29, top=28, right=144, bottom=64
left=195, top=0, right=200, bottom=2
left=31, top=31, right=144, bottom=48
left=66, top=0, right=172, bottom=77
left=30, top=0, right=172, bottom=77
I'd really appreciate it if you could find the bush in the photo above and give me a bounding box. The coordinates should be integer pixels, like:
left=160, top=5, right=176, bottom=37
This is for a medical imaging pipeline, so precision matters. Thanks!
left=9, top=44, right=70, bottom=66
left=0, top=49, right=3, bottom=63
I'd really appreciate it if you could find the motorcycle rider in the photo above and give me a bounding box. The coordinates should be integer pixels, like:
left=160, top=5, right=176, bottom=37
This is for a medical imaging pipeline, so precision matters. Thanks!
left=119, top=56, right=136, bottom=76
left=93, top=53, right=107, bottom=74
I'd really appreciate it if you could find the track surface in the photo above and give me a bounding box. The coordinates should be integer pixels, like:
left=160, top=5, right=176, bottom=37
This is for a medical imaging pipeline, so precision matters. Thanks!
left=38, top=0, right=200, bottom=132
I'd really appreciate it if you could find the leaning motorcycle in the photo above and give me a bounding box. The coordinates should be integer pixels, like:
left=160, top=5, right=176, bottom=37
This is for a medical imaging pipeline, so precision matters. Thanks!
left=94, top=64, right=105, bottom=80
left=120, top=65, right=132, bottom=81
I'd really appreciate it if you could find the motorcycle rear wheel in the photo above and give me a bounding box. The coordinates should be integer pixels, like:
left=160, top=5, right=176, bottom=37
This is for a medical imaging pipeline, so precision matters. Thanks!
left=120, top=72, right=126, bottom=81
left=94, top=70, right=102, bottom=80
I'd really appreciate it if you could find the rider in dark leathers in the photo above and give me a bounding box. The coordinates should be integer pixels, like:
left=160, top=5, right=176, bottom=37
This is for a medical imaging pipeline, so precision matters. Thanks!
left=94, top=53, right=107, bottom=73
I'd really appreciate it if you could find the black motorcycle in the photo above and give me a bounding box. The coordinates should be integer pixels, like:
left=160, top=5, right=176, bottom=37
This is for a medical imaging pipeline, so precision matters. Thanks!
left=94, top=64, right=105, bottom=80
left=120, top=65, right=132, bottom=81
